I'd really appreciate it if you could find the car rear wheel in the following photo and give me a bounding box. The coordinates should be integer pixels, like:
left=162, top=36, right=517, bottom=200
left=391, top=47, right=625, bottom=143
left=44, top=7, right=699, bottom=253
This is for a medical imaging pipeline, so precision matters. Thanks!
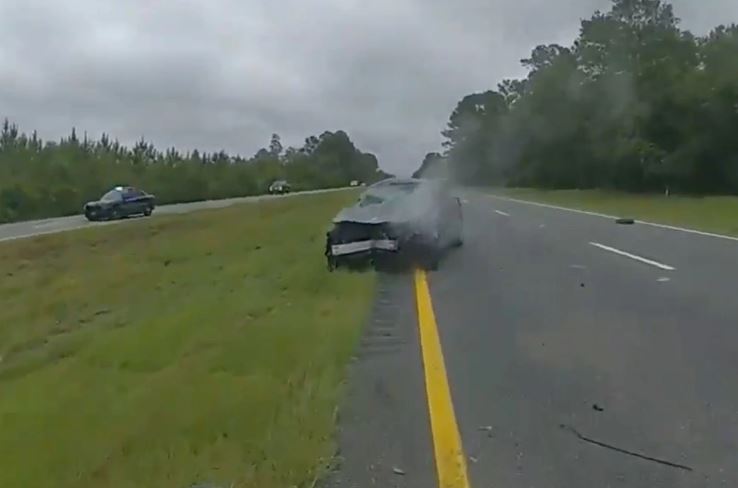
left=450, top=204, right=464, bottom=247
left=143, top=206, right=153, bottom=216
left=419, top=232, right=442, bottom=271
left=421, top=250, right=440, bottom=271
left=451, top=226, right=464, bottom=247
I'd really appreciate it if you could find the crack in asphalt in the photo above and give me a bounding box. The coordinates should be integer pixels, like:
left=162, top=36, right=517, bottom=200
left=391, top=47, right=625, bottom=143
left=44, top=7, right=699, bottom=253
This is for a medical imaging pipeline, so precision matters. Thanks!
left=560, top=424, right=694, bottom=472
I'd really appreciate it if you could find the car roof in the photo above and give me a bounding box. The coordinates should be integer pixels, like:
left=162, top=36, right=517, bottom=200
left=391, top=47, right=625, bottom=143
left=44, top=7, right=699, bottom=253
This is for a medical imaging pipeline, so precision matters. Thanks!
left=359, top=178, right=429, bottom=202
left=108, top=186, right=147, bottom=195
left=370, top=177, right=421, bottom=187
left=368, top=177, right=444, bottom=192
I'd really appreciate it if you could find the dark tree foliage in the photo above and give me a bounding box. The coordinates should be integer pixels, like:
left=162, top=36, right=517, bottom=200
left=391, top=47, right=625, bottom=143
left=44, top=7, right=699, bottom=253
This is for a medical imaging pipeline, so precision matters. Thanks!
left=0, top=125, right=386, bottom=223
left=441, top=0, right=738, bottom=194
left=412, top=152, right=447, bottom=179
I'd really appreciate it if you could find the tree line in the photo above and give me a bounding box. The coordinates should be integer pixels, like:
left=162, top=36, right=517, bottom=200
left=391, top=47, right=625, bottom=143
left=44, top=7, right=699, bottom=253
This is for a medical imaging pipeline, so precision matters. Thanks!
left=0, top=122, right=390, bottom=223
left=426, top=0, right=738, bottom=195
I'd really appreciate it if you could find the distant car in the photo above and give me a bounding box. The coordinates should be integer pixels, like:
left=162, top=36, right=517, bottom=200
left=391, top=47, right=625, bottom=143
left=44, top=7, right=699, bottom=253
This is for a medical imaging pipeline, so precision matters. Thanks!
left=84, top=186, right=156, bottom=221
left=269, top=180, right=291, bottom=194
left=350, top=180, right=360, bottom=187
left=325, top=177, right=463, bottom=270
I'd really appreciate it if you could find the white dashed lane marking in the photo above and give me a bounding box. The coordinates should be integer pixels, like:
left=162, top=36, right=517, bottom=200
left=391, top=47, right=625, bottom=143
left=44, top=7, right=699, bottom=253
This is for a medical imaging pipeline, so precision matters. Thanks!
left=487, top=193, right=738, bottom=242
left=590, top=242, right=676, bottom=271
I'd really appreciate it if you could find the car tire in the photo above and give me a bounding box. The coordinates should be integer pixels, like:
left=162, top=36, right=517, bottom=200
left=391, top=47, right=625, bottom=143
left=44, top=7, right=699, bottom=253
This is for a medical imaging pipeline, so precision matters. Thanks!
left=108, top=208, right=120, bottom=221
left=422, top=252, right=440, bottom=271
left=451, top=225, right=464, bottom=247
left=421, top=236, right=442, bottom=271
left=143, top=206, right=153, bottom=217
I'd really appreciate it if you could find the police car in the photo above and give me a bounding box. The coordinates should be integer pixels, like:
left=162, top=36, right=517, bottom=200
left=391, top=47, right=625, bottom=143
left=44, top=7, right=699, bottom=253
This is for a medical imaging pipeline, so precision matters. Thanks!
left=83, top=186, right=156, bottom=221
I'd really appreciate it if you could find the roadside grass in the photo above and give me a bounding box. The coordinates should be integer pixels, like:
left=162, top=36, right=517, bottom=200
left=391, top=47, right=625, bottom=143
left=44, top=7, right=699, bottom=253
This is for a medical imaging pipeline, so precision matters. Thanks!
left=492, top=188, right=738, bottom=236
left=0, top=191, right=375, bottom=488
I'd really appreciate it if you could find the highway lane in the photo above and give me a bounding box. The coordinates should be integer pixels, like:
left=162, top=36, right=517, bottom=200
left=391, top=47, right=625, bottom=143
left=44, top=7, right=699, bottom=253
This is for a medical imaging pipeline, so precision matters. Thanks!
left=0, top=187, right=350, bottom=243
left=330, top=191, right=738, bottom=487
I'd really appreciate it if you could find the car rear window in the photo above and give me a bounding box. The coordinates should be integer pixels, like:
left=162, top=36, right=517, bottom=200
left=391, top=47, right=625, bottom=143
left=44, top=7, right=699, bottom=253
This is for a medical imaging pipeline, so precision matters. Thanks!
left=101, top=190, right=122, bottom=202
left=359, top=181, right=419, bottom=206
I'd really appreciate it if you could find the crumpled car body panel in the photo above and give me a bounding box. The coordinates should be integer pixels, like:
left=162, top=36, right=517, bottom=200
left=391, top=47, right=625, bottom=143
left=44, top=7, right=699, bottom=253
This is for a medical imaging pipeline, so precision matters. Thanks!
left=325, top=178, right=462, bottom=270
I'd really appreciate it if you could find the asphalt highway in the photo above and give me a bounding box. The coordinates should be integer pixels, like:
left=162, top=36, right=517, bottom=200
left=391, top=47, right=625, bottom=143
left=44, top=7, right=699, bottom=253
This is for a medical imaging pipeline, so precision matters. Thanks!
left=0, top=187, right=349, bottom=243
left=329, top=190, right=738, bottom=488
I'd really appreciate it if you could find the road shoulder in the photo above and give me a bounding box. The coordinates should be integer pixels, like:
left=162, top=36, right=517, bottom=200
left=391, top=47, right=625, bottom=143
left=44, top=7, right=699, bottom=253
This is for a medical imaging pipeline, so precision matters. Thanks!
left=323, top=273, right=436, bottom=488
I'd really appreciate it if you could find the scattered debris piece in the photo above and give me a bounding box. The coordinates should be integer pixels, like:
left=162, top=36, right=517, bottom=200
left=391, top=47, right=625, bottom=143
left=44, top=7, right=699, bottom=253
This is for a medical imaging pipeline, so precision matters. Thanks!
left=469, top=456, right=479, bottom=464
left=478, top=425, right=495, bottom=438
left=559, top=424, right=693, bottom=472
left=580, top=282, right=586, bottom=288
left=392, top=467, right=406, bottom=476
left=657, top=277, right=671, bottom=283
left=592, top=404, right=604, bottom=412
left=616, top=218, right=635, bottom=225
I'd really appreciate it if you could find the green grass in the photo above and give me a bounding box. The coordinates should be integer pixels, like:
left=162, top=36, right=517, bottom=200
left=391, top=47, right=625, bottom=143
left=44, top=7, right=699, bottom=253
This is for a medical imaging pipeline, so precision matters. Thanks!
left=0, top=191, right=375, bottom=488
left=493, top=188, right=738, bottom=236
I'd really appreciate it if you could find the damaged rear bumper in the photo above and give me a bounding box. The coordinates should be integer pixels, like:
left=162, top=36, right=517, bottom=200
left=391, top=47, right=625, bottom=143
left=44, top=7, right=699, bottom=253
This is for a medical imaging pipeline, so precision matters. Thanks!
left=325, top=221, right=440, bottom=270
left=330, top=239, right=399, bottom=256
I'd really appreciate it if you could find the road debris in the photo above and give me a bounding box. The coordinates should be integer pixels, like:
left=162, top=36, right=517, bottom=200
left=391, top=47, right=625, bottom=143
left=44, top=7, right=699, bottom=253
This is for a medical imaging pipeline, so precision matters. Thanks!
left=478, top=425, right=495, bottom=438
left=392, top=467, right=406, bottom=476
left=559, top=424, right=693, bottom=472
left=592, top=404, right=604, bottom=412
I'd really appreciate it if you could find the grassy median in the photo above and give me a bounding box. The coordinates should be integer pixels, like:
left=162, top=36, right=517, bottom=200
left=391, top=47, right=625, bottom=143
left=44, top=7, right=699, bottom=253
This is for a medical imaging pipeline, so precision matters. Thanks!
left=0, top=191, right=374, bottom=488
left=494, top=188, right=738, bottom=236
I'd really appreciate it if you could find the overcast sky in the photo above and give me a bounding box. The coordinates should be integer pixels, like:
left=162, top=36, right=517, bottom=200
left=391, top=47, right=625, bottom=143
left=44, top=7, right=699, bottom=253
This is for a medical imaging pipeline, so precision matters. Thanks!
left=1, top=1, right=736, bottom=175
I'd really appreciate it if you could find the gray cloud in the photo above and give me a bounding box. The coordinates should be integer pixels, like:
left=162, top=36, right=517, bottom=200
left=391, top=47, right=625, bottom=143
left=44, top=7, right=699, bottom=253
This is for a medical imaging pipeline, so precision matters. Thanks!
left=1, top=0, right=736, bottom=175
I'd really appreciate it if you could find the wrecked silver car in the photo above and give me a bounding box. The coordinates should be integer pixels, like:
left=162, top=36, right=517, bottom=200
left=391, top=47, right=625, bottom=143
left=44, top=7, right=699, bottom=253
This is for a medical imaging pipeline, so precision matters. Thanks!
left=325, top=178, right=463, bottom=270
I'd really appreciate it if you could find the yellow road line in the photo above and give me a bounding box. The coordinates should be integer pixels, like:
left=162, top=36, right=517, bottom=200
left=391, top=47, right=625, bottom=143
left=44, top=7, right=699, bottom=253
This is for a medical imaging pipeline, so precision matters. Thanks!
left=414, top=269, right=471, bottom=488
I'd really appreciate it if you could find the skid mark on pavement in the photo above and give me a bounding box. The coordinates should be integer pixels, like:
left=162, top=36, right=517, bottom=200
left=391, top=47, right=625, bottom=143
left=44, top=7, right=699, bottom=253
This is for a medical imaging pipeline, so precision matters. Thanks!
left=414, top=269, right=470, bottom=488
